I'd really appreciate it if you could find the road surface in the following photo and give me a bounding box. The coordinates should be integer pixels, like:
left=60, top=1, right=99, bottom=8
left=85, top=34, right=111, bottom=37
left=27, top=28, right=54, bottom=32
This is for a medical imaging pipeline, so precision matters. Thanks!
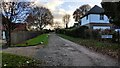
left=34, top=33, right=118, bottom=66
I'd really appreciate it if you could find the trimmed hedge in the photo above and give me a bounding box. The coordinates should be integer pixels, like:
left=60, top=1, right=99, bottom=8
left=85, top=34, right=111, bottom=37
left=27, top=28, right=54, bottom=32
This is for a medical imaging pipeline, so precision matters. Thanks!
left=56, top=26, right=120, bottom=43
left=56, top=26, right=88, bottom=38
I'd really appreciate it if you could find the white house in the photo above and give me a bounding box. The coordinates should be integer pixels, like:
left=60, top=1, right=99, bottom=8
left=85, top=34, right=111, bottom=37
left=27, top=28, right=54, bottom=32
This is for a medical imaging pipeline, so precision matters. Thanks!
left=80, top=5, right=112, bottom=29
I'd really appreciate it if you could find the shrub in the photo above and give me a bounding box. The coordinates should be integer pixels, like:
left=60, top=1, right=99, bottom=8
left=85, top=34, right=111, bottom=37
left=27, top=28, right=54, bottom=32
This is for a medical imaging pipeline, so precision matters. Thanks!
left=56, top=26, right=89, bottom=38
left=56, top=26, right=119, bottom=43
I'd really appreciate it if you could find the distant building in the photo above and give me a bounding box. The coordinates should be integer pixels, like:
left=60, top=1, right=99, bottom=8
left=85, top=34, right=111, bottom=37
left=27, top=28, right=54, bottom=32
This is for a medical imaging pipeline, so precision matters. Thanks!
left=11, top=23, right=27, bottom=32
left=80, top=5, right=112, bottom=30
left=2, top=14, right=27, bottom=39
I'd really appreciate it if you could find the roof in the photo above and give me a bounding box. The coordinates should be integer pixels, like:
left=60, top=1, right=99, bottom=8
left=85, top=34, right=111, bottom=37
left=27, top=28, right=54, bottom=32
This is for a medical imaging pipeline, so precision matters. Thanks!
left=81, top=5, right=105, bottom=19
left=86, top=5, right=104, bottom=14
left=12, top=23, right=27, bottom=32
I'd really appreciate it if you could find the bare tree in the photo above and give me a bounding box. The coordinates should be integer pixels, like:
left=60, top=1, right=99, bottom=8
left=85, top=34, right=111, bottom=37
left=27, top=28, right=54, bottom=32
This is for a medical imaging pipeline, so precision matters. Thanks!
left=53, top=21, right=61, bottom=29
left=26, top=6, right=53, bottom=31
left=73, top=4, right=91, bottom=25
left=79, top=4, right=91, bottom=15
left=73, top=9, right=82, bottom=23
left=63, top=14, right=70, bottom=29
left=1, top=2, right=34, bottom=46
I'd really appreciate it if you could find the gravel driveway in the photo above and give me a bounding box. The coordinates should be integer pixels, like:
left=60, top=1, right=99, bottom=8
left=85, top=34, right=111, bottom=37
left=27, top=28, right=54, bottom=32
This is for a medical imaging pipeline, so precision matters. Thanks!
left=34, top=33, right=118, bottom=66
left=2, top=33, right=118, bottom=66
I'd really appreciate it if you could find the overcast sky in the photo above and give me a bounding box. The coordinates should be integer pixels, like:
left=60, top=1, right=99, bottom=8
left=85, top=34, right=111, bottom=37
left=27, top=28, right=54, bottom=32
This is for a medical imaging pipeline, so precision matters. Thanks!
left=3, top=0, right=102, bottom=27
left=33, top=0, right=102, bottom=27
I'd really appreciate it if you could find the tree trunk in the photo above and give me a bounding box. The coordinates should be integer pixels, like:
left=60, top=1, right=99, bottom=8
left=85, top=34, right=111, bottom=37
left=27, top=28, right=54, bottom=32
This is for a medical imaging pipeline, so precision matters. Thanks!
left=5, top=23, right=11, bottom=46
left=8, top=23, right=11, bottom=46
left=66, top=23, right=68, bottom=29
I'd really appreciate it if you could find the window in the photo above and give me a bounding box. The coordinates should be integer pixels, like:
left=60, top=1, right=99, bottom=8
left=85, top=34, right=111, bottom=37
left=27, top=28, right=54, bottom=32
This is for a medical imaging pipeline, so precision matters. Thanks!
left=93, top=26, right=110, bottom=30
left=86, top=15, right=88, bottom=20
left=100, top=14, right=104, bottom=20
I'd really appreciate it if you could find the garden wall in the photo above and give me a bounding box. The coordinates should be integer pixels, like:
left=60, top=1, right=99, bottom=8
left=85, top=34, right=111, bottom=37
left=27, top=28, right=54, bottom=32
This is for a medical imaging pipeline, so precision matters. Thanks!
left=11, top=31, right=42, bottom=44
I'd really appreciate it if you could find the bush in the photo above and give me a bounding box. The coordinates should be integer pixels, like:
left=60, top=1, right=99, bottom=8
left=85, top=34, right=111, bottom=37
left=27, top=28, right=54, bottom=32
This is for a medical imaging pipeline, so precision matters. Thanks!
left=56, top=27, right=119, bottom=43
left=56, top=26, right=89, bottom=38
left=112, top=31, right=120, bottom=43
left=85, top=29, right=101, bottom=39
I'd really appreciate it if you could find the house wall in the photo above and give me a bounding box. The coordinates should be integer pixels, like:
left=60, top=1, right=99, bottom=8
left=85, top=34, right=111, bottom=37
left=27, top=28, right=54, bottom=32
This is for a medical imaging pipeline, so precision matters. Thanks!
left=81, top=14, right=109, bottom=26
left=81, top=16, right=89, bottom=25
left=89, top=14, right=109, bottom=23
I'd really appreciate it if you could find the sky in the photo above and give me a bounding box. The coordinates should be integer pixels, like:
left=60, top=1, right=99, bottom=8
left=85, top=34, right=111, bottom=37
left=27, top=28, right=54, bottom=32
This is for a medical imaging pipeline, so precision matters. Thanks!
left=33, top=0, right=102, bottom=28
left=2, top=0, right=102, bottom=28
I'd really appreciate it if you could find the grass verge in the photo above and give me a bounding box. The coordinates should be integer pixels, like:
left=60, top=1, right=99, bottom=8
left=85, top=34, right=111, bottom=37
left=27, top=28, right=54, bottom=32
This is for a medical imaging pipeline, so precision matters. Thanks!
left=15, top=34, right=49, bottom=47
left=2, top=52, right=44, bottom=67
left=58, top=34, right=119, bottom=59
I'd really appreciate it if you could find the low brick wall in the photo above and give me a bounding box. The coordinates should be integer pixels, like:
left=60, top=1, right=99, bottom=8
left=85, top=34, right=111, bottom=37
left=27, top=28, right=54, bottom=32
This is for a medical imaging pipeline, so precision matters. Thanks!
left=11, top=31, right=42, bottom=44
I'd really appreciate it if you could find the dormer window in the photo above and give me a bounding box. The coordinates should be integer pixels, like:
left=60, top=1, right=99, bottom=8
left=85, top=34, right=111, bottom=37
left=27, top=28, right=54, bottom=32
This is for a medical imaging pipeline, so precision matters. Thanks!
left=100, top=14, right=104, bottom=20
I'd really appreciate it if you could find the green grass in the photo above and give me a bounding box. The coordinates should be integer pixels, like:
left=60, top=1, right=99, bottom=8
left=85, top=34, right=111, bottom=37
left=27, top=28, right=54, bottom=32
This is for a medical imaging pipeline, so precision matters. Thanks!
left=58, top=34, right=120, bottom=52
left=1, top=52, right=43, bottom=67
left=15, top=34, right=49, bottom=47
